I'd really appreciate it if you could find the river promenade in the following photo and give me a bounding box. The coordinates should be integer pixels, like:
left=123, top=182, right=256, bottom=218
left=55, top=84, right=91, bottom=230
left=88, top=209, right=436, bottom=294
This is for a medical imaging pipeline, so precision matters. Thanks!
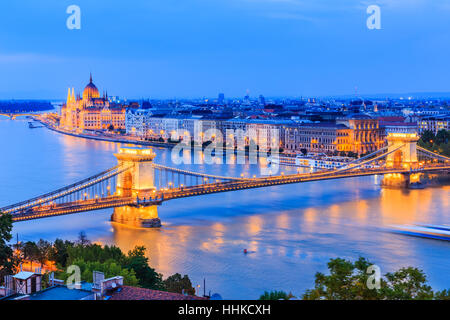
left=34, top=116, right=290, bottom=157
left=36, top=117, right=178, bottom=148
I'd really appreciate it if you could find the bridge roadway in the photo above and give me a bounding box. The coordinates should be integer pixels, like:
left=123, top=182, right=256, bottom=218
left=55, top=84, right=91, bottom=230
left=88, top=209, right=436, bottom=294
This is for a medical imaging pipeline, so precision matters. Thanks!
left=11, top=165, right=449, bottom=222
left=0, top=113, right=36, bottom=120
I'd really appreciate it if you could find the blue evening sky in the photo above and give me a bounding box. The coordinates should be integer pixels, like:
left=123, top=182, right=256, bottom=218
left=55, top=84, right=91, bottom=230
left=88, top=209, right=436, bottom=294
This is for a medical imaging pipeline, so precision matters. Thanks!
left=0, top=0, right=448, bottom=99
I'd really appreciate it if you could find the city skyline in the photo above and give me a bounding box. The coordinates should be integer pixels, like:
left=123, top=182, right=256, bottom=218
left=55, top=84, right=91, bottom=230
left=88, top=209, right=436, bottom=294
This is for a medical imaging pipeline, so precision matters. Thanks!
left=0, top=0, right=449, bottom=99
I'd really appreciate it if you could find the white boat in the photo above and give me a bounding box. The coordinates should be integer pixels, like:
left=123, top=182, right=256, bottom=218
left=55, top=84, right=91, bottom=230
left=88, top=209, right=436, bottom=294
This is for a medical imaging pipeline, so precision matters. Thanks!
left=269, top=154, right=349, bottom=170
left=390, top=224, right=450, bottom=241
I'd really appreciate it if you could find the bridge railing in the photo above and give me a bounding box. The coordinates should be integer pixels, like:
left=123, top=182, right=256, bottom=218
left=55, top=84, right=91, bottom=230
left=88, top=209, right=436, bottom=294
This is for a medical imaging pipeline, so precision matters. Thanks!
left=1, top=164, right=132, bottom=214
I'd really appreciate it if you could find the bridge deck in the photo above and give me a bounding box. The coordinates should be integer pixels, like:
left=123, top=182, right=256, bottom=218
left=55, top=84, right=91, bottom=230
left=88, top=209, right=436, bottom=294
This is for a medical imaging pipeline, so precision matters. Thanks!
left=11, top=165, right=449, bottom=222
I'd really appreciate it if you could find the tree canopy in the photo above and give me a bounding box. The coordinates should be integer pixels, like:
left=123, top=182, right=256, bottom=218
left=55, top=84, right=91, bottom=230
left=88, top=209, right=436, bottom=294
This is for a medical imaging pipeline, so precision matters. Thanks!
left=0, top=213, right=15, bottom=280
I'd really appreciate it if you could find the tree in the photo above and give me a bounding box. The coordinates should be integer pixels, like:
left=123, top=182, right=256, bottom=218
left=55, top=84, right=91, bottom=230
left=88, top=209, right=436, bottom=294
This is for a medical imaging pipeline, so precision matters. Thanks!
left=420, top=130, right=435, bottom=144
left=163, top=273, right=195, bottom=295
left=435, top=129, right=450, bottom=145
left=303, top=257, right=384, bottom=300
left=23, top=241, right=40, bottom=270
left=36, top=239, right=52, bottom=268
left=66, top=243, right=126, bottom=266
left=418, top=130, right=450, bottom=157
left=434, top=289, right=450, bottom=300
left=259, top=290, right=295, bottom=300
left=57, top=258, right=139, bottom=287
left=0, top=213, right=15, bottom=279
left=383, top=267, right=434, bottom=300
left=125, top=246, right=164, bottom=290
left=77, top=231, right=90, bottom=246
left=302, top=257, right=448, bottom=300
left=48, top=239, right=73, bottom=267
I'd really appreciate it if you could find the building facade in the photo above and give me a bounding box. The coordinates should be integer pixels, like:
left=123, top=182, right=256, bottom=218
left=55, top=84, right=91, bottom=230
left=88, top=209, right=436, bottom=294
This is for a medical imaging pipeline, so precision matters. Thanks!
left=60, top=74, right=126, bottom=131
left=418, top=115, right=450, bottom=134
left=337, top=115, right=384, bottom=155
left=284, top=123, right=352, bottom=154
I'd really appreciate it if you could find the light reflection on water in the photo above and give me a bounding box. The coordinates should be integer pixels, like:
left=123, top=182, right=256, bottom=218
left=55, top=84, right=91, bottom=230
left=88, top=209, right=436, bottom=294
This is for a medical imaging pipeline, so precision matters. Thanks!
left=1, top=119, right=449, bottom=299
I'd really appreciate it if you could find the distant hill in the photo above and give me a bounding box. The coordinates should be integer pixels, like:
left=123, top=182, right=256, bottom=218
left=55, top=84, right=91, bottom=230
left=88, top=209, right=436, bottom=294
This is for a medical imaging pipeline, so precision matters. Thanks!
left=321, top=92, right=450, bottom=100
left=0, top=100, right=54, bottom=113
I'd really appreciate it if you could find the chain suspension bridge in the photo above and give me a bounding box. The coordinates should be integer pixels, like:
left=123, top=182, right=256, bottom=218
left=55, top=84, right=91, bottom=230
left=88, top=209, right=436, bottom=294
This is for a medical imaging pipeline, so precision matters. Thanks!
left=1, top=133, right=449, bottom=227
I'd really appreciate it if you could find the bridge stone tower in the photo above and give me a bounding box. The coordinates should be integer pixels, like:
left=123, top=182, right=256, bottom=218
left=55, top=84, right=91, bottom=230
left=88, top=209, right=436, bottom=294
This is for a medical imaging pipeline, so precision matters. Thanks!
left=385, top=133, right=419, bottom=169
left=383, top=132, right=420, bottom=188
left=111, top=146, right=161, bottom=228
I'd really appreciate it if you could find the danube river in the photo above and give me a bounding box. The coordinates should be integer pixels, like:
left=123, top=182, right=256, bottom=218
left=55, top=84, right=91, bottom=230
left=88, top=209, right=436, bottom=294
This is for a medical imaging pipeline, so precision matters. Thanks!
left=1, top=119, right=449, bottom=299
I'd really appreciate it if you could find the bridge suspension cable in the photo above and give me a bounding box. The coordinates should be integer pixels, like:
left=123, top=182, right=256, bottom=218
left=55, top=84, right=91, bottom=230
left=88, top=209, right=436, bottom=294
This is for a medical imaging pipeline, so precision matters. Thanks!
left=416, top=146, right=450, bottom=162
left=334, top=146, right=388, bottom=170
left=330, top=144, right=405, bottom=174
left=151, top=163, right=248, bottom=182
left=1, top=164, right=132, bottom=214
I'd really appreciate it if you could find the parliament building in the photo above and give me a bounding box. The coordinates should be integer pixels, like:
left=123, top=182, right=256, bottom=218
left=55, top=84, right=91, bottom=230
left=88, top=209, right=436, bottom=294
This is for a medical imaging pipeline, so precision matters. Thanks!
left=60, top=74, right=126, bottom=131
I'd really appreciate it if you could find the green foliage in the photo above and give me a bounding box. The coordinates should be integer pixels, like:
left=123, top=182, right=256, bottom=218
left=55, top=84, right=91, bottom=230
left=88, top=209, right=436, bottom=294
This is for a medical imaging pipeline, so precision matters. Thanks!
left=420, top=130, right=435, bottom=144
left=124, top=246, right=164, bottom=290
left=23, top=241, right=40, bottom=264
left=163, top=273, right=195, bottom=295
left=0, top=213, right=15, bottom=279
left=418, top=129, right=450, bottom=157
left=434, top=289, right=450, bottom=300
left=48, top=239, right=73, bottom=267
left=301, top=257, right=449, bottom=300
left=57, top=258, right=139, bottom=287
left=259, top=290, right=295, bottom=300
left=9, top=233, right=194, bottom=295
left=66, top=243, right=126, bottom=267
left=303, top=257, right=383, bottom=300
left=383, top=267, right=434, bottom=300
left=36, top=239, right=52, bottom=267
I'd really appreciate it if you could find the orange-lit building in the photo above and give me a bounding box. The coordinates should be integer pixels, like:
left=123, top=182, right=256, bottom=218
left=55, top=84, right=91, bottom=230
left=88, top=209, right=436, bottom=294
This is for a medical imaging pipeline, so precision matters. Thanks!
left=284, top=115, right=385, bottom=156
left=337, top=114, right=385, bottom=155
left=60, top=74, right=126, bottom=131
left=284, top=123, right=353, bottom=154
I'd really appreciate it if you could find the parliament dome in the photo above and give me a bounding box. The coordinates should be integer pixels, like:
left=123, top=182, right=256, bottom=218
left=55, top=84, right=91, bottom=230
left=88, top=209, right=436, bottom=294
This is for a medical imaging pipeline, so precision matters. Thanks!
left=82, top=73, right=100, bottom=100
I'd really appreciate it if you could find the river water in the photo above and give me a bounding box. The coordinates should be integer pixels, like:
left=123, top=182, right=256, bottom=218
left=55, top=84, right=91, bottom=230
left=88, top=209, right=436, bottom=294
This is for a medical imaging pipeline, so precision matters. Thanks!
left=1, top=118, right=449, bottom=299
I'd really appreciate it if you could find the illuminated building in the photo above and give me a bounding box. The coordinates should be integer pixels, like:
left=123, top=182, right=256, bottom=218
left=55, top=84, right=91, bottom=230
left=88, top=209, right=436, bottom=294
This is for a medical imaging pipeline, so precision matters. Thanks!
left=337, top=114, right=384, bottom=155
left=284, top=123, right=352, bottom=154
left=60, top=74, right=126, bottom=131
left=418, top=115, right=450, bottom=134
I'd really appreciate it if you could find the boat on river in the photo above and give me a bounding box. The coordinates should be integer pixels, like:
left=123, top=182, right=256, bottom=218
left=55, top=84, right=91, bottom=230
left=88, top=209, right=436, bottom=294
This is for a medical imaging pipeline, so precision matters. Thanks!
left=391, top=224, right=450, bottom=241
left=268, top=154, right=350, bottom=170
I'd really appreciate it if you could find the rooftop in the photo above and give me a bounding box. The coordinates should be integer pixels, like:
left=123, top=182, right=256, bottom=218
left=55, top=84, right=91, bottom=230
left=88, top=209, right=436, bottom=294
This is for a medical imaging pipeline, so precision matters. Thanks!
left=1, top=285, right=94, bottom=301
left=13, top=271, right=36, bottom=280
left=108, top=286, right=207, bottom=301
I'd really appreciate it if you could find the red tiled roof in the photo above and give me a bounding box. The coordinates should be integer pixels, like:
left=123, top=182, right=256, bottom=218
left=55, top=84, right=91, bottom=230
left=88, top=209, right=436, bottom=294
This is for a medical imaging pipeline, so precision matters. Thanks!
left=109, top=286, right=208, bottom=300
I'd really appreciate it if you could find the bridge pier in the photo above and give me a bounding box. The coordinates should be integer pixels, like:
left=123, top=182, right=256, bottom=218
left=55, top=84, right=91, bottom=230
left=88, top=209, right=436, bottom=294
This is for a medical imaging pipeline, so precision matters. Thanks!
left=381, top=172, right=423, bottom=188
left=111, top=146, right=161, bottom=228
left=111, top=205, right=161, bottom=228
